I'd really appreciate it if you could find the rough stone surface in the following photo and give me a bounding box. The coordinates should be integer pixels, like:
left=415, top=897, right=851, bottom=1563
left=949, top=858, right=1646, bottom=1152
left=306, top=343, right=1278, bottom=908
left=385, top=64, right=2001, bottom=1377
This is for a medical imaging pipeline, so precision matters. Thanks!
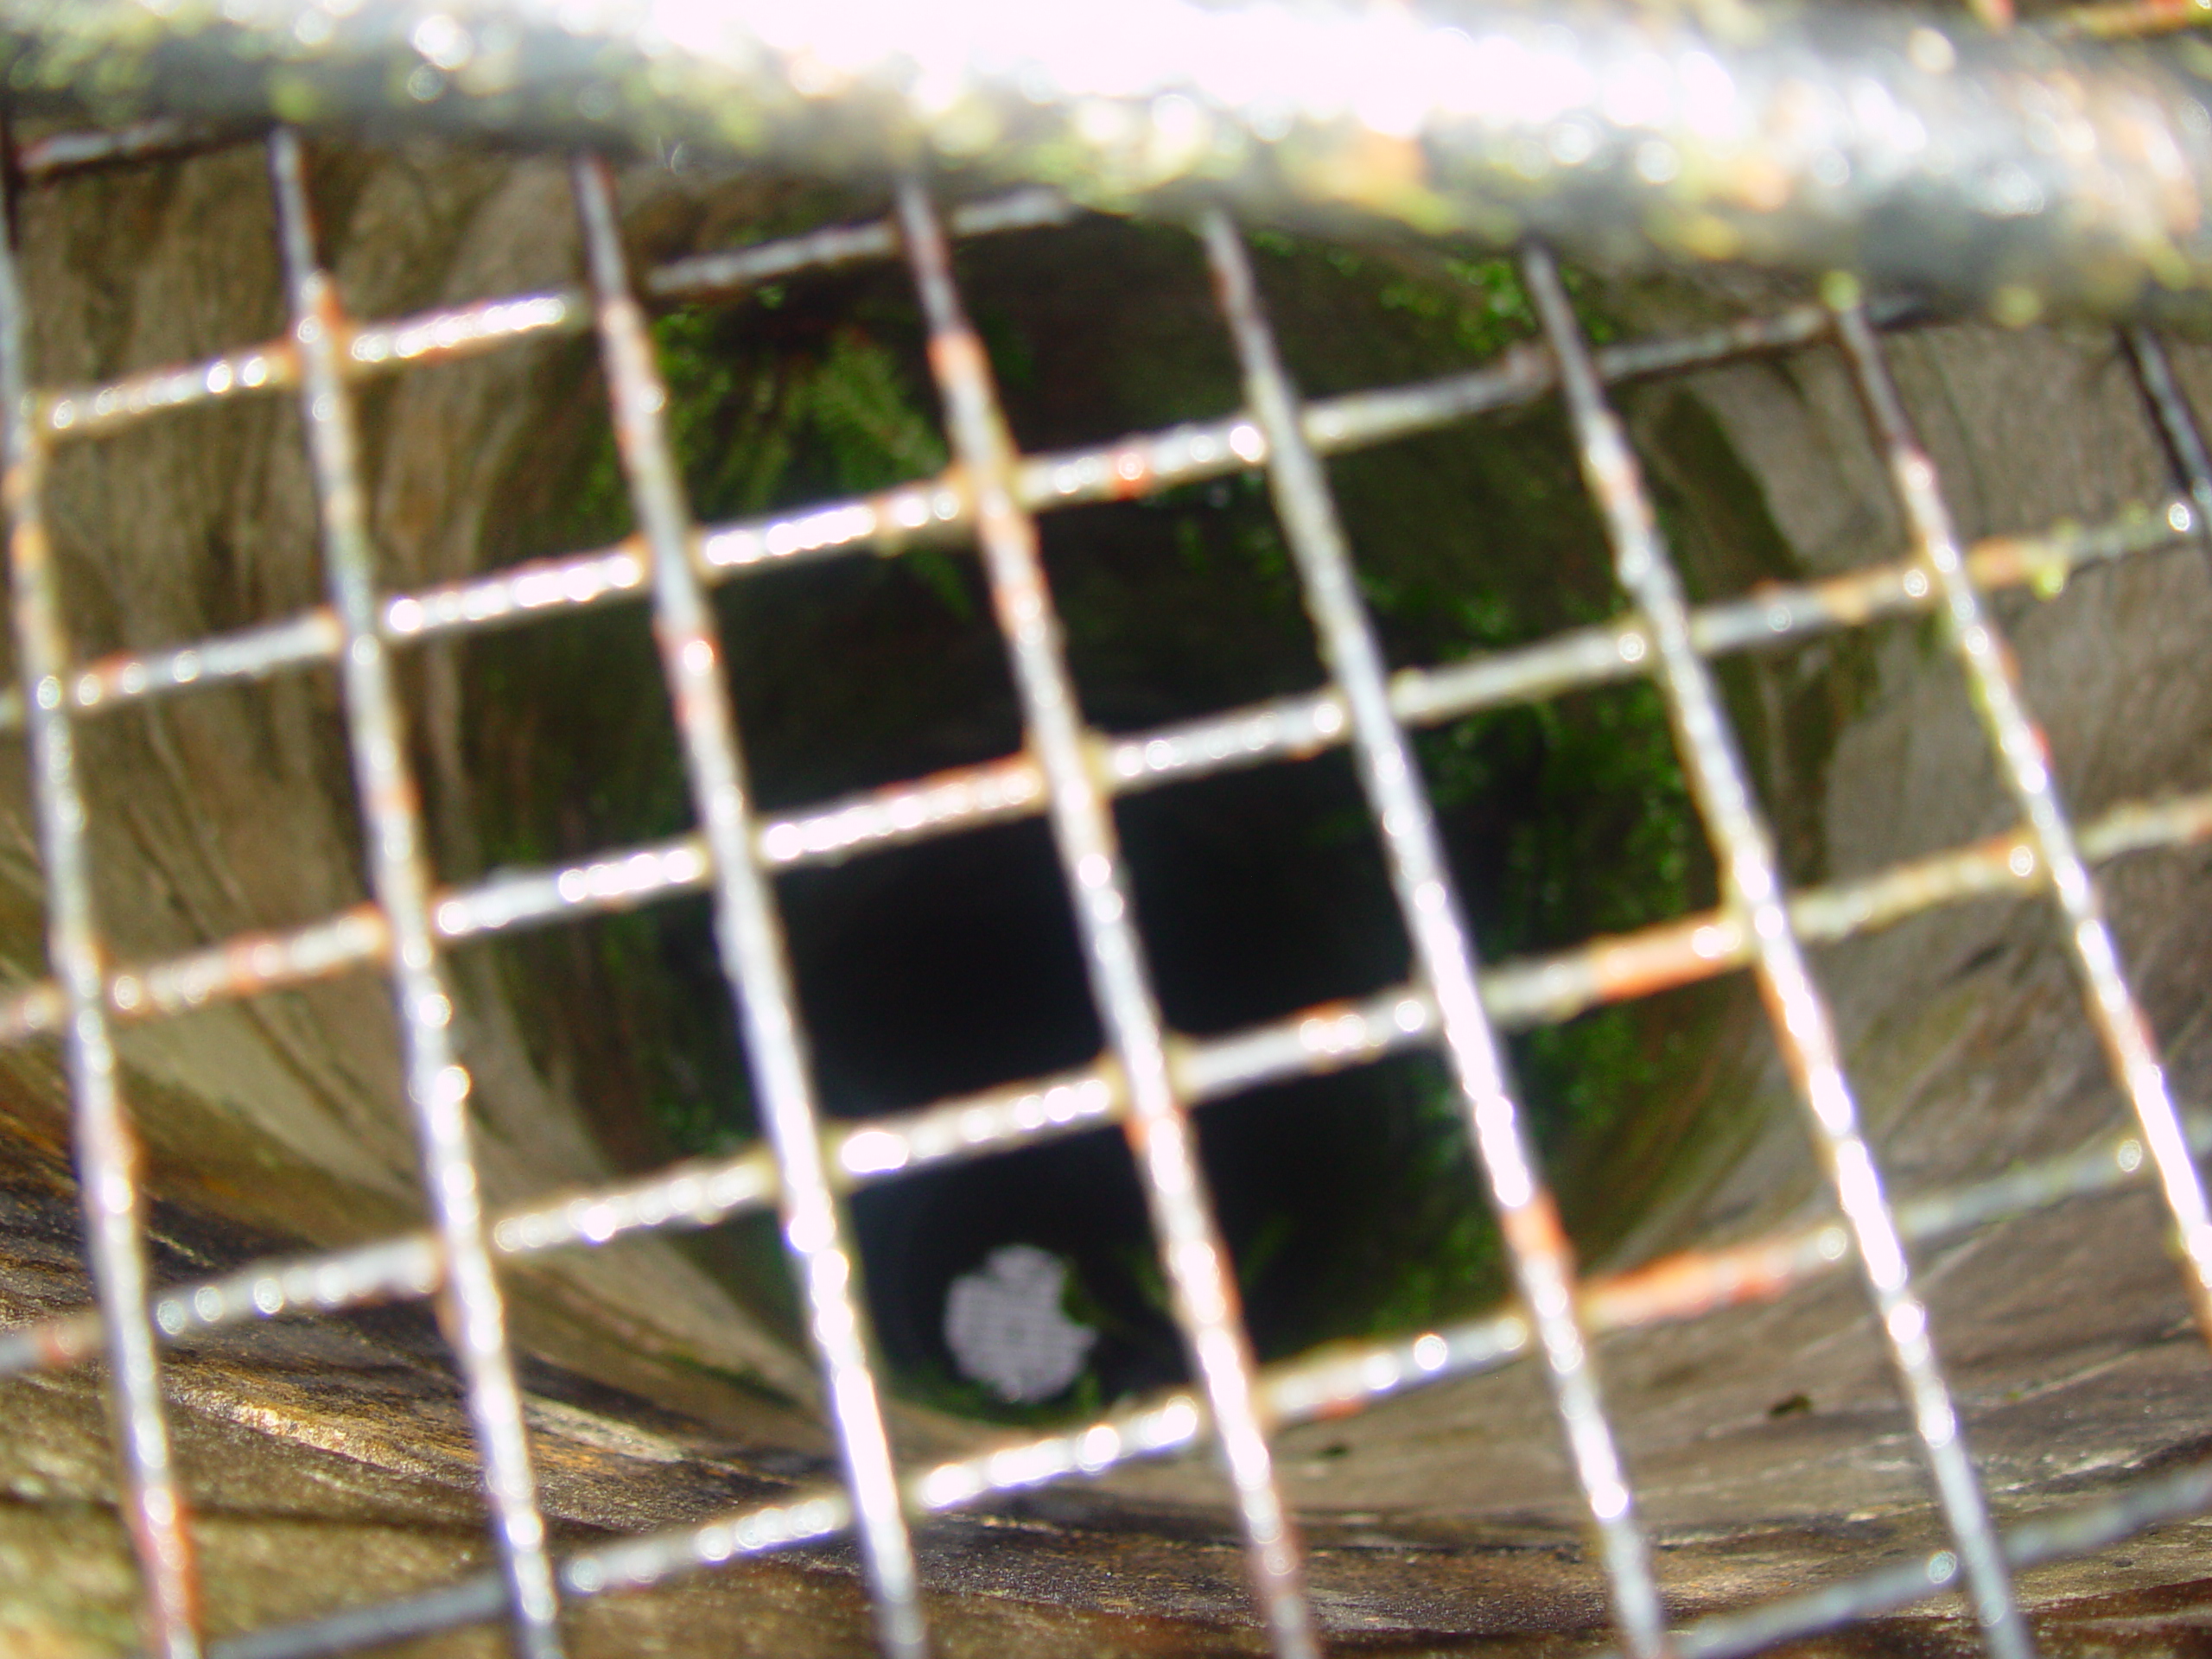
left=3, top=133, right=2212, bottom=1656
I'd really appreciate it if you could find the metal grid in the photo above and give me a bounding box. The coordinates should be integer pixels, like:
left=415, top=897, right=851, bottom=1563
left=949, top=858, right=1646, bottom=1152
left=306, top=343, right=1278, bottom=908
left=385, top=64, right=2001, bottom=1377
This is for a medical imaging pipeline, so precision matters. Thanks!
left=3, top=84, right=2212, bottom=1659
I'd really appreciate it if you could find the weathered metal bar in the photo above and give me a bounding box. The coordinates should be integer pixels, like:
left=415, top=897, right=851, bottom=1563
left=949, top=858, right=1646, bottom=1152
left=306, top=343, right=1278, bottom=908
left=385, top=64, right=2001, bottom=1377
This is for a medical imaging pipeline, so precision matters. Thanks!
left=571, top=153, right=928, bottom=1659
left=24, top=334, right=2164, bottom=830
left=268, top=128, right=564, bottom=1659
left=0, top=133, right=203, bottom=1659
left=35, top=289, right=564, bottom=442
left=31, top=185, right=1080, bottom=454
left=2122, top=326, right=2212, bottom=550
left=3, top=2, right=2209, bottom=315
left=193, top=1105, right=2212, bottom=1659
left=1836, top=298, right=2212, bottom=1357
left=1650, top=1453, right=2212, bottom=1659
left=900, top=176, right=1319, bottom=1659
left=0, top=730, right=2204, bottom=1211
left=649, top=186, right=1079, bottom=300
left=40, top=341, right=298, bottom=442
left=66, top=610, right=344, bottom=712
left=6, top=289, right=1863, bottom=734
left=1205, top=210, right=1669, bottom=1659
left=1482, top=785, right=2212, bottom=1028
left=432, top=838, right=709, bottom=938
left=1524, top=244, right=2034, bottom=1659
left=17, top=764, right=2212, bottom=1390
left=15, top=115, right=245, bottom=181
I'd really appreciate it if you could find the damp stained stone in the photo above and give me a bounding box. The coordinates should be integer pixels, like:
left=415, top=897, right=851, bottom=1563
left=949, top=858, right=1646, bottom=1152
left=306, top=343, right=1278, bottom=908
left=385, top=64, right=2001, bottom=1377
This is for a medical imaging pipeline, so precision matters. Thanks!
left=17, top=134, right=2212, bottom=1655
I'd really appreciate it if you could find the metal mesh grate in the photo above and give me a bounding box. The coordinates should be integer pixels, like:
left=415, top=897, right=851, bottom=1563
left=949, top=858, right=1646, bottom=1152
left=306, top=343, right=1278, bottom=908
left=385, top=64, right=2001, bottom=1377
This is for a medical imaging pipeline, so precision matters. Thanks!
left=5, top=7, right=2212, bottom=1656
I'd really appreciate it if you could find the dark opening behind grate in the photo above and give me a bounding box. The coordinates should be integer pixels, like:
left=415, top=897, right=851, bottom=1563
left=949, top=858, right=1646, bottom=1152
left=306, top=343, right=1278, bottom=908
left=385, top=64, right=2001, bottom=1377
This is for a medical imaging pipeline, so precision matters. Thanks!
left=6, top=5, right=2212, bottom=1658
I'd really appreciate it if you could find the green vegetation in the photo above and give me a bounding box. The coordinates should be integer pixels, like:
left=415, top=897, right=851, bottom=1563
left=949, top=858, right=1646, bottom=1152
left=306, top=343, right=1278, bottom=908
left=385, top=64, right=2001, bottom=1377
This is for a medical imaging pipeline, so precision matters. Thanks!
left=464, top=205, right=1764, bottom=1401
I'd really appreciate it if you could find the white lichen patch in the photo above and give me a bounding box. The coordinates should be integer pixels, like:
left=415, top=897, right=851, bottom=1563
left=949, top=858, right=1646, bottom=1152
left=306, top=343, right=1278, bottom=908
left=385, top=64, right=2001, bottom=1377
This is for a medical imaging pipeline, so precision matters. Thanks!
left=944, top=1244, right=1096, bottom=1404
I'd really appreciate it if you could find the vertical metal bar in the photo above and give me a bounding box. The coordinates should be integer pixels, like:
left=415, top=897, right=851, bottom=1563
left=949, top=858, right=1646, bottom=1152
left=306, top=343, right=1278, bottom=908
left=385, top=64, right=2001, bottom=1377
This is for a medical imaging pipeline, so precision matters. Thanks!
left=266, top=130, right=563, bottom=1659
left=895, top=179, right=1319, bottom=1659
left=570, top=156, right=928, bottom=1659
left=1838, top=302, right=2212, bottom=1350
left=1523, top=247, right=2033, bottom=1659
left=2120, top=327, right=2212, bottom=549
left=0, top=146, right=203, bottom=1659
left=1198, top=213, right=1669, bottom=1659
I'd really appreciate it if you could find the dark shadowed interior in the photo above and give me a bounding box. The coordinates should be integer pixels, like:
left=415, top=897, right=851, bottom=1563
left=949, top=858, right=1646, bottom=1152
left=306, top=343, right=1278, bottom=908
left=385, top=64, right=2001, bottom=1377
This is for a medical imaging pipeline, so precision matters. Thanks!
left=2, top=133, right=2212, bottom=1659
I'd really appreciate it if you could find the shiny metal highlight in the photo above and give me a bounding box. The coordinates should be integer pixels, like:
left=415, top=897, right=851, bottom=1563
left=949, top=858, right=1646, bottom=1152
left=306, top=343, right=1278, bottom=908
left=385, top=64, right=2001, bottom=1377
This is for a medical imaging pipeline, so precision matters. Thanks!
left=3, top=68, right=2209, bottom=1652
left=571, top=154, right=928, bottom=1659
left=268, top=128, right=564, bottom=1659
left=899, top=178, right=1318, bottom=1659
left=1204, top=211, right=1669, bottom=1657
left=0, top=137, right=203, bottom=1659
left=1524, top=243, right=2033, bottom=1659
left=1835, top=299, right=2212, bottom=1356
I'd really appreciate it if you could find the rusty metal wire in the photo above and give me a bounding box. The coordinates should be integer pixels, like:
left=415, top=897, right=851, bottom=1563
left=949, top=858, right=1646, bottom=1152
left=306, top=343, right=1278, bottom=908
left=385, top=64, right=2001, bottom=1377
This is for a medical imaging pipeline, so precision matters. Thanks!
left=575, top=152, right=929, bottom=1659
left=1833, top=298, right=2212, bottom=1359
left=1204, top=210, right=1668, bottom=1658
left=1524, top=242, right=2033, bottom=1657
left=4, top=25, right=2212, bottom=1656
left=0, top=140, right=201, bottom=1659
left=268, top=127, right=565, bottom=1659
left=902, top=180, right=1318, bottom=1658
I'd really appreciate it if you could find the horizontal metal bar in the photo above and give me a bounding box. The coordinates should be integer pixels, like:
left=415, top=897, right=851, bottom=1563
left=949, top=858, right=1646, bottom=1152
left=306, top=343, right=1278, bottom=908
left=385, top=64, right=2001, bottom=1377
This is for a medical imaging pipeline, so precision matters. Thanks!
left=66, top=611, right=345, bottom=712
left=0, top=677, right=2204, bottom=1176
left=14, top=117, right=250, bottom=181
left=35, top=284, right=578, bottom=443
left=0, top=906, right=391, bottom=1046
left=27, top=186, right=1076, bottom=452
left=648, top=187, right=1079, bottom=301
left=1652, top=1454, right=2212, bottom=1659
left=6, top=2, right=2208, bottom=315
left=16, top=760, right=2211, bottom=1378
left=213, top=1573, right=508, bottom=1659
left=41, top=341, right=299, bottom=442
left=763, top=496, right=2195, bottom=872
left=1481, top=785, right=2212, bottom=1031
left=430, top=839, right=709, bottom=939
left=9, top=291, right=1856, bottom=738
left=188, top=1104, right=2212, bottom=1659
